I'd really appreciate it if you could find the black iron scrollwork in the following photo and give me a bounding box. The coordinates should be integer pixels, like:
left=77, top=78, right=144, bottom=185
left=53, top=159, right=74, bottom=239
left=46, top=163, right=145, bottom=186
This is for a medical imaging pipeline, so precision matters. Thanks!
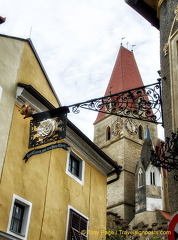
left=150, top=130, right=178, bottom=180
left=68, top=80, right=162, bottom=123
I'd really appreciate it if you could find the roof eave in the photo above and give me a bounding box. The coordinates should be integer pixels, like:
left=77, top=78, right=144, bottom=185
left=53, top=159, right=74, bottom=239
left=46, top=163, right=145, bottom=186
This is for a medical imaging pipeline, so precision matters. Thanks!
left=125, top=0, right=160, bottom=30
left=67, top=119, right=122, bottom=180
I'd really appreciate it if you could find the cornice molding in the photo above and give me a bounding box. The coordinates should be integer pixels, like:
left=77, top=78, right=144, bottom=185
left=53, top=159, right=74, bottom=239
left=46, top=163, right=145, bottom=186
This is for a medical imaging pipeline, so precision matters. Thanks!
left=16, top=86, right=49, bottom=113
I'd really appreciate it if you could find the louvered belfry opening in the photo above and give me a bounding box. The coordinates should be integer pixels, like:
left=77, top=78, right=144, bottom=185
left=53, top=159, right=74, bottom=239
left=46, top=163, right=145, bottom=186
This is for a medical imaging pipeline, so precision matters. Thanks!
left=68, top=209, right=88, bottom=240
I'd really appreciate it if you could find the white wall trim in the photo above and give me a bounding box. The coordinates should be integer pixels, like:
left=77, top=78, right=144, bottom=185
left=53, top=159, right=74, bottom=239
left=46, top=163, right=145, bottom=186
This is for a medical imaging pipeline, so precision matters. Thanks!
left=66, top=149, right=85, bottom=186
left=7, top=194, right=32, bottom=240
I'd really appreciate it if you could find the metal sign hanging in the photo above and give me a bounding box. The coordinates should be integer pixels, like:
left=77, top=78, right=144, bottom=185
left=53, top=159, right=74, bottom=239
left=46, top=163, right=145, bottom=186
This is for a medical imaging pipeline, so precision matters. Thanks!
left=29, top=107, right=69, bottom=148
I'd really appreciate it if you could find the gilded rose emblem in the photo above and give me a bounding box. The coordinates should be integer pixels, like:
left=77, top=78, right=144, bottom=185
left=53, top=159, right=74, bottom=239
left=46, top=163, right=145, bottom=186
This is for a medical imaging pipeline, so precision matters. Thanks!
left=37, top=119, right=57, bottom=139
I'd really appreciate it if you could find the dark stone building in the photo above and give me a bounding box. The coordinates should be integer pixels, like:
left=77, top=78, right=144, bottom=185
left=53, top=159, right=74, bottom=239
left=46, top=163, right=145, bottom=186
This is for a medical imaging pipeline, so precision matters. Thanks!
left=125, top=0, right=178, bottom=217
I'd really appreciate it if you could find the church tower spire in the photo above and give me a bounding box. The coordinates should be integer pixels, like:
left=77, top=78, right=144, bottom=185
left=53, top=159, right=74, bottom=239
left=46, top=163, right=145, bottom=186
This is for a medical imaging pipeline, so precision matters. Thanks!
left=93, top=46, right=158, bottom=224
left=94, top=46, right=144, bottom=124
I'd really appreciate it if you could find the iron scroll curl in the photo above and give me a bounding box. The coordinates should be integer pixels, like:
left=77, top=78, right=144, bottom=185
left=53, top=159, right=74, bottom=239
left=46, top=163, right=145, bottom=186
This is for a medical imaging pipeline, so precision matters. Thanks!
left=68, top=81, right=162, bottom=124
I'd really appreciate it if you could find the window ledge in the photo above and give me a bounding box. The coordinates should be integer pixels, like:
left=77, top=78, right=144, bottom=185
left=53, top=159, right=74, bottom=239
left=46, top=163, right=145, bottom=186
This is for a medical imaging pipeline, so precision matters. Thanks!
left=0, top=230, right=23, bottom=240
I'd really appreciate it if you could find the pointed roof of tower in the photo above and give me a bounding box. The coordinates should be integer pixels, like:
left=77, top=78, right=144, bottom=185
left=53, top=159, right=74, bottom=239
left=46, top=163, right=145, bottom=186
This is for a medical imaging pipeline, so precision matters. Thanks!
left=94, top=46, right=144, bottom=124
left=140, top=138, right=153, bottom=170
left=144, top=126, right=151, bottom=139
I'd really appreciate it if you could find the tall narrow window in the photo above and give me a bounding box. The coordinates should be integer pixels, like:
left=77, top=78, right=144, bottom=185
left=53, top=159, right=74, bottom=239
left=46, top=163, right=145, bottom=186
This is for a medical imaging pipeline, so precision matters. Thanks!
left=68, top=155, right=80, bottom=178
left=66, top=151, right=85, bottom=185
left=138, top=168, right=143, bottom=187
left=7, top=194, right=32, bottom=240
left=150, top=167, right=156, bottom=185
left=106, top=126, right=111, bottom=141
left=10, top=203, right=25, bottom=234
left=67, top=209, right=88, bottom=240
left=138, top=125, right=143, bottom=140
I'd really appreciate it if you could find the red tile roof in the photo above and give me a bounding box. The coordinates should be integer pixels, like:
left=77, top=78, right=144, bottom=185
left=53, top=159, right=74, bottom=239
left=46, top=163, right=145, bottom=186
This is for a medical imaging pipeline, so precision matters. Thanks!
left=158, top=210, right=171, bottom=221
left=94, top=46, right=144, bottom=124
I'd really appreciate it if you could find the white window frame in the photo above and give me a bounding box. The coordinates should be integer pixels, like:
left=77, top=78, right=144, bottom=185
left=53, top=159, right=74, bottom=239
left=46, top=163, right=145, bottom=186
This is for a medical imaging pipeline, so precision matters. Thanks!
left=66, top=150, right=85, bottom=185
left=7, top=194, right=32, bottom=240
left=65, top=205, right=89, bottom=240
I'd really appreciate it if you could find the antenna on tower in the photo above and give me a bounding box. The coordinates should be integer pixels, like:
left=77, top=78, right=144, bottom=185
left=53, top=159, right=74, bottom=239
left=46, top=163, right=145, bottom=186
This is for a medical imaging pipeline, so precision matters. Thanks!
left=131, top=44, right=136, bottom=51
left=120, top=37, right=125, bottom=46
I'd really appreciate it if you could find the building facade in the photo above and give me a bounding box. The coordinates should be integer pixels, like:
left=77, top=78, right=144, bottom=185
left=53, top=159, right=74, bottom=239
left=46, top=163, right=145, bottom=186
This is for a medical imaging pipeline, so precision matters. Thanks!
left=0, top=34, right=121, bottom=240
left=129, top=132, right=170, bottom=231
left=125, top=0, right=178, bottom=218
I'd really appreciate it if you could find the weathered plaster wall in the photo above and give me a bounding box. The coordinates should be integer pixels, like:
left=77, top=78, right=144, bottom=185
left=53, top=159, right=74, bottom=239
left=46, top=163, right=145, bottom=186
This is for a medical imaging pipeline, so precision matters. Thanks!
left=18, top=43, right=60, bottom=108
left=0, top=104, right=107, bottom=240
left=0, top=37, right=24, bottom=178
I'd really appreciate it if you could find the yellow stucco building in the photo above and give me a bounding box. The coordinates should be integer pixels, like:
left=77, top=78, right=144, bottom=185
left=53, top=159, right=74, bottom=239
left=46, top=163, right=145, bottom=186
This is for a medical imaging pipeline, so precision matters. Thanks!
left=0, top=34, right=121, bottom=240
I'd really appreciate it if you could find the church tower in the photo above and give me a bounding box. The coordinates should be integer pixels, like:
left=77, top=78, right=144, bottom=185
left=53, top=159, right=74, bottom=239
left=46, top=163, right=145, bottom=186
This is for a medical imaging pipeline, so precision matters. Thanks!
left=129, top=128, right=170, bottom=230
left=93, top=46, right=158, bottom=224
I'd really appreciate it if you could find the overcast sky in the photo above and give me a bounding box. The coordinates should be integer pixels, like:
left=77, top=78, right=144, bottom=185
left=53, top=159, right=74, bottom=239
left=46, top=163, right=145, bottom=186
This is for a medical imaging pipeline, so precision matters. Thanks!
left=1, top=0, right=163, bottom=140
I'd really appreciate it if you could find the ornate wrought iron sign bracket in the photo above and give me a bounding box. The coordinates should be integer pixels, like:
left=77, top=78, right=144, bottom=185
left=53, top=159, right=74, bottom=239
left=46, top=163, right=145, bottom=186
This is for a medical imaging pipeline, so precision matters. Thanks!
left=68, top=80, right=163, bottom=124
left=151, top=130, right=178, bottom=180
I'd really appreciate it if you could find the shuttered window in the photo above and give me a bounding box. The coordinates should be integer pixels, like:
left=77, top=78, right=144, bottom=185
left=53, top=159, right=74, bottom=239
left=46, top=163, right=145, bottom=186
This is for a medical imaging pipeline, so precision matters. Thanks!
left=68, top=209, right=88, bottom=240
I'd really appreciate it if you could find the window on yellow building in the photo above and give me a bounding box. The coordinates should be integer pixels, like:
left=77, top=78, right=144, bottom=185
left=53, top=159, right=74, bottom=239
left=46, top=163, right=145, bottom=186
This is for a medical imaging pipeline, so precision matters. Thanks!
left=67, top=208, right=88, bottom=240
left=10, top=202, right=24, bottom=234
left=7, top=194, right=32, bottom=240
left=66, top=151, right=85, bottom=185
left=68, top=155, right=80, bottom=178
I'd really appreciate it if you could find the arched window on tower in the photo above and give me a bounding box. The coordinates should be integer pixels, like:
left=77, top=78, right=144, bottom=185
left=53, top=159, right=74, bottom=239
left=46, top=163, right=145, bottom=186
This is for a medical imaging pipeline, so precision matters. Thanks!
left=138, top=168, right=143, bottom=187
left=138, top=125, right=143, bottom=140
left=150, top=167, right=156, bottom=185
left=106, top=126, right=111, bottom=141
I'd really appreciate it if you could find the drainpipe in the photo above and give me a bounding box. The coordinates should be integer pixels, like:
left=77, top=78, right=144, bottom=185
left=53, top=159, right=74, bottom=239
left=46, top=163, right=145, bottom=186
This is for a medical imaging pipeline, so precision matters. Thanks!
left=107, top=166, right=122, bottom=184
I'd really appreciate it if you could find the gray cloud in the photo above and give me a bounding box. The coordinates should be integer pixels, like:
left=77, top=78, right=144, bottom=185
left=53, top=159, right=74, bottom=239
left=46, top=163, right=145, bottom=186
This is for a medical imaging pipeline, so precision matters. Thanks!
left=1, top=0, right=163, bottom=140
